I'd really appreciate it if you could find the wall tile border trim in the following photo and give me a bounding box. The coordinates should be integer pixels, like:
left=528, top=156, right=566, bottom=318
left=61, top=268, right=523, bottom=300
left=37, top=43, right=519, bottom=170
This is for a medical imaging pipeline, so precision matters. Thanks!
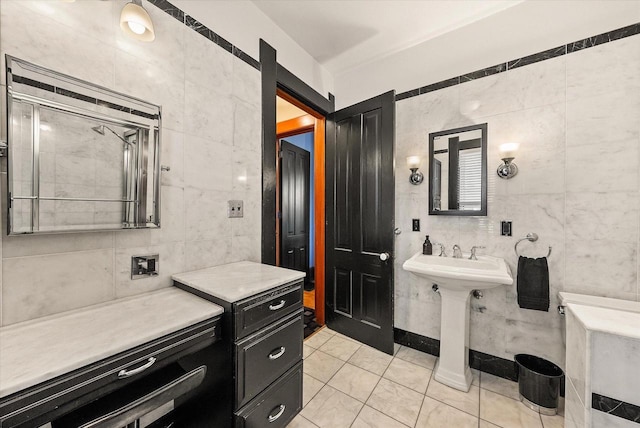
left=395, top=22, right=640, bottom=101
left=394, top=327, right=567, bottom=396
left=394, top=328, right=519, bottom=380
left=147, top=0, right=261, bottom=70
left=592, top=393, right=640, bottom=424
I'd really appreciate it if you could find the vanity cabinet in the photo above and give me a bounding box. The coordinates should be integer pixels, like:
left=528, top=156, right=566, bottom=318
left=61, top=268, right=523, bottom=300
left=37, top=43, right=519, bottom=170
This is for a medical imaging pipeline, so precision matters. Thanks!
left=173, top=263, right=305, bottom=428
left=0, top=316, right=223, bottom=428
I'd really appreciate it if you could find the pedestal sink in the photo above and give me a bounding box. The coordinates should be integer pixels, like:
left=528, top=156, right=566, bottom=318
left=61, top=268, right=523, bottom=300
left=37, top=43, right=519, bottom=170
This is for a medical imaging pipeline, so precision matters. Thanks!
left=403, top=251, right=513, bottom=391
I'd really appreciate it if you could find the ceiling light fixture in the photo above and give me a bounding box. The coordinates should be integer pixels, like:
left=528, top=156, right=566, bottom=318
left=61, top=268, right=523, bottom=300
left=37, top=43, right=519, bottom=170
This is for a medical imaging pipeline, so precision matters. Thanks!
left=120, top=0, right=155, bottom=42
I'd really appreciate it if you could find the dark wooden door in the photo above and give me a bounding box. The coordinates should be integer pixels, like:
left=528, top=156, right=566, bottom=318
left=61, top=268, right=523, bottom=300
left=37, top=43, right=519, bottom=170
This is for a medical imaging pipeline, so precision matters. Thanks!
left=280, top=140, right=310, bottom=281
left=325, top=91, right=395, bottom=354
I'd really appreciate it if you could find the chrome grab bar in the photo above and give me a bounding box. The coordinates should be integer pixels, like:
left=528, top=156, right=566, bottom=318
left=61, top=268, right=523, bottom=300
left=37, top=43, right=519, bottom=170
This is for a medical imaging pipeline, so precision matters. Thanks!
left=268, top=347, right=286, bottom=360
left=268, top=404, right=286, bottom=423
left=269, top=300, right=286, bottom=311
left=117, top=357, right=156, bottom=379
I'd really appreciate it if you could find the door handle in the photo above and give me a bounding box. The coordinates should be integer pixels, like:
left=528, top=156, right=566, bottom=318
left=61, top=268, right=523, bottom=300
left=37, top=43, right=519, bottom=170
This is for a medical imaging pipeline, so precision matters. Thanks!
left=379, top=252, right=391, bottom=261
left=81, top=366, right=206, bottom=427
left=268, top=346, right=286, bottom=360
left=117, top=357, right=156, bottom=379
left=268, top=404, right=286, bottom=423
left=269, top=300, right=286, bottom=310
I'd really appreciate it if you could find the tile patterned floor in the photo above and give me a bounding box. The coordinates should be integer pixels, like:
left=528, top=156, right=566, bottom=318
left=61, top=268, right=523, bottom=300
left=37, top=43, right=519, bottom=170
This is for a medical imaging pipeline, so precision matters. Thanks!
left=287, top=327, right=565, bottom=428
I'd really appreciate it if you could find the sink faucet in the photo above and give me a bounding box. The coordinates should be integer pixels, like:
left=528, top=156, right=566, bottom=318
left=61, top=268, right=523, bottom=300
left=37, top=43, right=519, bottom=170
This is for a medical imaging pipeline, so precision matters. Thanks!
left=469, top=246, right=486, bottom=260
left=433, top=242, right=446, bottom=257
left=452, top=244, right=462, bottom=259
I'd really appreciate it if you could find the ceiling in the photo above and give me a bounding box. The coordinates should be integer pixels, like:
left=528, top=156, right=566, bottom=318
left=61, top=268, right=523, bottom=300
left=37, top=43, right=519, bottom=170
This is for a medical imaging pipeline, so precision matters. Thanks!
left=252, top=0, right=523, bottom=75
left=276, top=95, right=308, bottom=123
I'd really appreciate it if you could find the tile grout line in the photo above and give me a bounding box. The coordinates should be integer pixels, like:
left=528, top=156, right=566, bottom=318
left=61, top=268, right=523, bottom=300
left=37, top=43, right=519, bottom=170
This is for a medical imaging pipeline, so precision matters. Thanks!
left=296, top=414, right=320, bottom=428
left=477, top=370, right=481, bottom=425
left=412, top=370, right=433, bottom=427
left=302, top=372, right=325, bottom=410
left=478, top=371, right=529, bottom=403
left=316, top=347, right=422, bottom=427
left=350, top=350, right=402, bottom=427
left=307, top=339, right=550, bottom=426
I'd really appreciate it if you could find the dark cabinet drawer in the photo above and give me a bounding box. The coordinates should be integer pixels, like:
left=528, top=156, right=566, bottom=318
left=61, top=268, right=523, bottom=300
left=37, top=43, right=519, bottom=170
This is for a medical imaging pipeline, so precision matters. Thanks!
left=235, top=310, right=303, bottom=408
left=1, top=318, right=220, bottom=428
left=234, top=361, right=302, bottom=428
left=233, top=282, right=302, bottom=339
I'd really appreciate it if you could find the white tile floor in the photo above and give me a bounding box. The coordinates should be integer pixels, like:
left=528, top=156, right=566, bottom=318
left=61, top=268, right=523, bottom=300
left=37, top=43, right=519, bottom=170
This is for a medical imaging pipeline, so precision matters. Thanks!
left=288, top=327, right=565, bottom=428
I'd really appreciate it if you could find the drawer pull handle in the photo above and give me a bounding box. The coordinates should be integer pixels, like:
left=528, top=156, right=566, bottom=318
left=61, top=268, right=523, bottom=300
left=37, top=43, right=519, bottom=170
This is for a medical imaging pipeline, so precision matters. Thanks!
left=269, top=300, right=286, bottom=311
left=117, top=357, right=156, bottom=379
left=268, top=404, right=286, bottom=423
left=268, top=346, right=286, bottom=360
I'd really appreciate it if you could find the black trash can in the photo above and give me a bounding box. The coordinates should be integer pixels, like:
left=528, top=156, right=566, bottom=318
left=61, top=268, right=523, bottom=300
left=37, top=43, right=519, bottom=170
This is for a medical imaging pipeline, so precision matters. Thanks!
left=514, top=354, right=564, bottom=415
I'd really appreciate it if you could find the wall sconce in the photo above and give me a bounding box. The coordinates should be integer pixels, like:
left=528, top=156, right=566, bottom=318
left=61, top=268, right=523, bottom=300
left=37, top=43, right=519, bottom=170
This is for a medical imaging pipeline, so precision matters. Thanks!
left=407, top=156, right=424, bottom=185
left=497, top=143, right=519, bottom=179
left=120, top=0, right=155, bottom=42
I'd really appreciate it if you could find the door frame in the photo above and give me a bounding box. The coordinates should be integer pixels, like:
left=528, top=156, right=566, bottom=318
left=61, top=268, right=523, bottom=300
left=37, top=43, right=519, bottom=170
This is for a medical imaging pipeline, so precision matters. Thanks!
left=260, top=40, right=335, bottom=324
left=276, top=94, right=325, bottom=318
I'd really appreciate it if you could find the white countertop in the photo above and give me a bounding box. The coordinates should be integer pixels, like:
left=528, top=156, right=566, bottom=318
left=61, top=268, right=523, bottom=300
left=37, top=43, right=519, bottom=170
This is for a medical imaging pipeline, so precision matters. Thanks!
left=568, top=302, right=640, bottom=341
left=172, top=261, right=306, bottom=303
left=0, top=287, right=223, bottom=399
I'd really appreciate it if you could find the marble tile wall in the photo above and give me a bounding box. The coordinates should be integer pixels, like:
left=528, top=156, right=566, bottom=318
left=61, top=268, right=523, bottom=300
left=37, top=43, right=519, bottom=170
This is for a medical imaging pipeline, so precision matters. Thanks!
left=0, top=0, right=261, bottom=325
left=394, top=34, right=640, bottom=368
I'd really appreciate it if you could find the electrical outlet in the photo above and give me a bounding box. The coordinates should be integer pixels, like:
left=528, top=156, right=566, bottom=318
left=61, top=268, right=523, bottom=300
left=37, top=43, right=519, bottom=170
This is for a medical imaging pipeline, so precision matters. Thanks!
left=228, top=200, right=244, bottom=218
left=501, top=221, right=512, bottom=236
left=412, top=219, right=420, bottom=231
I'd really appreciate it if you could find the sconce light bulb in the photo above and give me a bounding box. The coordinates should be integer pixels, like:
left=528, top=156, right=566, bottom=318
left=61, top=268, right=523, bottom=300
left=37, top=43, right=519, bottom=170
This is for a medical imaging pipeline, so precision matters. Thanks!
left=120, top=1, right=155, bottom=42
left=499, top=143, right=519, bottom=160
left=127, top=20, right=146, bottom=35
left=406, top=156, right=421, bottom=169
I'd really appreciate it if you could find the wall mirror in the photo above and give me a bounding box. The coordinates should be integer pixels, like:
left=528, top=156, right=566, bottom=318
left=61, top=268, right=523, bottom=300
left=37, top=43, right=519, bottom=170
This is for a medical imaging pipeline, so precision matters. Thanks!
left=429, top=123, right=487, bottom=216
left=5, top=56, right=161, bottom=235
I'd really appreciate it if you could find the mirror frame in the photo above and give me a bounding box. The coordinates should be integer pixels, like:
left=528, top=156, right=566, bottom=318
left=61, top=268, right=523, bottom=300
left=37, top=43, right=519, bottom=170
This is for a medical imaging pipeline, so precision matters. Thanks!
left=5, top=55, right=162, bottom=235
left=428, top=123, right=487, bottom=216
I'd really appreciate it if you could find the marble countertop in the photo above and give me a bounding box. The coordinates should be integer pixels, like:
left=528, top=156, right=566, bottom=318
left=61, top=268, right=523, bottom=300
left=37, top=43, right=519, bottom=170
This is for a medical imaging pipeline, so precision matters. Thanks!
left=172, top=261, right=306, bottom=303
left=0, top=287, right=223, bottom=399
left=568, top=302, right=640, bottom=341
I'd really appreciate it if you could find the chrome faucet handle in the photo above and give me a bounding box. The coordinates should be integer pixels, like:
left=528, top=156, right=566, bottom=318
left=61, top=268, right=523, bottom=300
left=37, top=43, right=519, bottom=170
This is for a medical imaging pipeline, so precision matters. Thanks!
left=469, top=246, right=486, bottom=260
left=433, top=242, right=446, bottom=257
left=452, top=244, right=462, bottom=258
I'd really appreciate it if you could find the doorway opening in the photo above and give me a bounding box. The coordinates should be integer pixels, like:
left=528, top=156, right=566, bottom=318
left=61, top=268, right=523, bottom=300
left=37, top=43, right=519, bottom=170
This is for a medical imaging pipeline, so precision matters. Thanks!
left=275, top=89, right=325, bottom=338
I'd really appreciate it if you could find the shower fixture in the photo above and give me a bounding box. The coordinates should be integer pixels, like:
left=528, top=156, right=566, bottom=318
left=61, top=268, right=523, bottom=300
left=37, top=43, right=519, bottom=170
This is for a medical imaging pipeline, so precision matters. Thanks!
left=92, top=125, right=134, bottom=146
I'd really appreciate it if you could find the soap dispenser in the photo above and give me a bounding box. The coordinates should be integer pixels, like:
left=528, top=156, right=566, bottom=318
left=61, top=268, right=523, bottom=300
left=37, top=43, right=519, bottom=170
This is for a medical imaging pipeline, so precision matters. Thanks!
left=423, top=235, right=433, bottom=255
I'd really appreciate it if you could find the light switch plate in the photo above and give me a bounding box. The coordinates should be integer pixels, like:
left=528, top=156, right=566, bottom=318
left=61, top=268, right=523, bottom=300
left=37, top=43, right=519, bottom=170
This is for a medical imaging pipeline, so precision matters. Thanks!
left=228, top=200, right=244, bottom=218
left=501, top=221, right=512, bottom=236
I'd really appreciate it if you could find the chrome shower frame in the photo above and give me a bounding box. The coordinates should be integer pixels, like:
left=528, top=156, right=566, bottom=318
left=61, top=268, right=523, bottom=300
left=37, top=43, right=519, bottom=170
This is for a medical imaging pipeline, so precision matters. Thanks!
left=5, top=55, right=162, bottom=235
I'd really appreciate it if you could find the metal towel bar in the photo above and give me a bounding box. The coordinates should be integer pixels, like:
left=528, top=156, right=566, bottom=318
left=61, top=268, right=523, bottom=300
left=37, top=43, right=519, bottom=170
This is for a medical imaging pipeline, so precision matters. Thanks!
left=514, top=233, right=552, bottom=258
left=12, top=196, right=139, bottom=203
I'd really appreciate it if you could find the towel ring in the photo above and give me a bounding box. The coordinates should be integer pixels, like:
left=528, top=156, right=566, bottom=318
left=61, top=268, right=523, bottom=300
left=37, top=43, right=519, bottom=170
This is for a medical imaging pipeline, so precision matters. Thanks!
left=514, top=233, right=552, bottom=258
